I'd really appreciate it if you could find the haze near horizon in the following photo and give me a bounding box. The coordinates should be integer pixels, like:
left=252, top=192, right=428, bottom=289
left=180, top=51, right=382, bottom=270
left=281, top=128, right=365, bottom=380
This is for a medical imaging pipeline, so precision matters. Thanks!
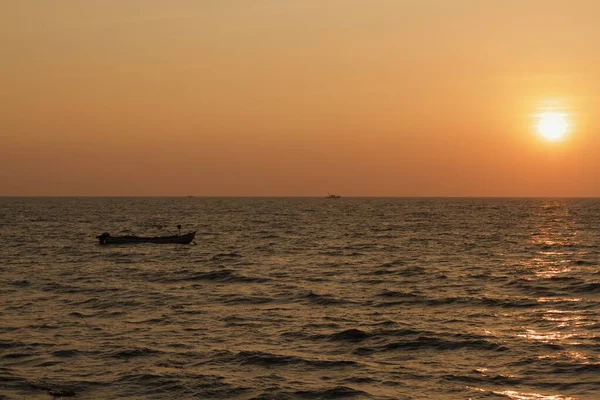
left=2, top=0, right=599, bottom=196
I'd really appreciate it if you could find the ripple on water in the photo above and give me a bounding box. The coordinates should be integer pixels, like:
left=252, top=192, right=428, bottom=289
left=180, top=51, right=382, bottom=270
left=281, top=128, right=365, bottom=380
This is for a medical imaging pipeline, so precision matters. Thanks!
left=1, top=198, right=599, bottom=399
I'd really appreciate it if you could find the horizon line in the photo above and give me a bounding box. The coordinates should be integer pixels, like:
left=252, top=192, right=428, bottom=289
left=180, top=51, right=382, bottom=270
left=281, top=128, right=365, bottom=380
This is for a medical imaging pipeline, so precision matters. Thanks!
left=1, top=195, right=599, bottom=199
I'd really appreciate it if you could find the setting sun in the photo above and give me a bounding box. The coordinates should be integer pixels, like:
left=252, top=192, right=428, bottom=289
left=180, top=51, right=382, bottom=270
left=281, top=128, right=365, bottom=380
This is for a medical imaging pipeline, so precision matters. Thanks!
left=536, top=112, right=569, bottom=142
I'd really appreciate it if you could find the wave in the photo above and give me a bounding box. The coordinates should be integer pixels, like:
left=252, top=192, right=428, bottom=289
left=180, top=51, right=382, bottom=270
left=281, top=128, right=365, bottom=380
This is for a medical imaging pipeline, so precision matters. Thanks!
left=213, top=350, right=358, bottom=369
left=211, top=252, right=243, bottom=260
left=117, top=372, right=244, bottom=399
left=376, top=289, right=421, bottom=299
left=9, top=280, right=30, bottom=287
left=327, top=329, right=371, bottom=342
left=0, top=341, right=29, bottom=350
left=293, top=386, right=370, bottom=399
left=69, top=297, right=142, bottom=310
left=443, top=372, right=522, bottom=385
left=301, top=291, right=351, bottom=305
left=223, top=295, right=274, bottom=305
left=397, top=266, right=427, bottom=276
left=52, top=349, right=82, bottom=358
left=127, top=317, right=171, bottom=324
left=27, top=380, right=78, bottom=398
left=2, top=352, right=32, bottom=360
left=161, top=269, right=268, bottom=283
left=374, top=290, right=540, bottom=308
left=377, top=336, right=507, bottom=352
left=110, top=347, right=162, bottom=359
left=569, top=282, right=600, bottom=293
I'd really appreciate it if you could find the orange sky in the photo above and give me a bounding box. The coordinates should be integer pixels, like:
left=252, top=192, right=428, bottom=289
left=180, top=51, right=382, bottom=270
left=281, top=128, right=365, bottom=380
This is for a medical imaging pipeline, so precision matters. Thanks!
left=1, top=0, right=599, bottom=196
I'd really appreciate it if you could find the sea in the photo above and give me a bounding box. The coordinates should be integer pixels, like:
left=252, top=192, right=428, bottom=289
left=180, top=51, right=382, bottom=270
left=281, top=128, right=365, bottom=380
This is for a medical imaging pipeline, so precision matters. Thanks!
left=1, top=197, right=599, bottom=400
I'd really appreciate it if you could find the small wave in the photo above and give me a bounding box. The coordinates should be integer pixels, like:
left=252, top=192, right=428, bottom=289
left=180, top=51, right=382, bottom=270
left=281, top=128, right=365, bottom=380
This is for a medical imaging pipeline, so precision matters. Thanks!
left=375, top=295, right=539, bottom=308
left=223, top=295, right=274, bottom=305
left=127, top=317, right=170, bottom=324
left=9, top=280, right=30, bottom=287
left=294, top=386, right=369, bottom=399
left=216, top=350, right=358, bottom=369
left=366, top=269, right=396, bottom=276
left=328, top=329, right=371, bottom=342
left=342, top=376, right=378, bottom=384
left=231, top=351, right=304, bottom=366
left=569, top=282, right=600, bottom=293
left=168, top=269, right=268, bottom=283
left=302, top=291, right=350, bottom=305
left=319, top=250, right=345, bottom=256
left=69, top=297, right=142, bottom=309
left=33, top=361, right=62, bottom=367
left=571, top=364, right=600, bottom=374
left=377, top=289, right=421, bottom=299
left=69, top=311, right=90, bottom=318
left=478, top=296, right=540, bottom=308
left=397, top=266, right=426, bottom=276
left=353, top=347, right=375, bottom=355
left=2, top=352, right=31, bottom=359
left=110, top=347, right=162, bottom=359
left=52, top=349, right=81, bottom=358
left=116, top=372, right=247, bottom=398
left=41, top=282, right=80, bottom=293
left=376, top=328, right=425, bottom=337
left=346, top=252, right=364, bottom=257
left=443, top=372, right=521, bottom=385
left=28, top=380, right=77, bottom=398
left=0, top=341, right=27, bottom=350
left=27, top=323, right=59, bottom=330
left=380, top=336, right=507, bottom=352
left=211, top=252, right=243, bottom=260
left=547, top=276, right=579, bottom=282
left=117, top=372, right=184, bottom=386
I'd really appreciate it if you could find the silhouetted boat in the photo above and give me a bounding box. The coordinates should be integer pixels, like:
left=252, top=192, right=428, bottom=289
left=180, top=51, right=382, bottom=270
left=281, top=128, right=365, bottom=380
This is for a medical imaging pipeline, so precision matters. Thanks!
left=327, top=194, right=341, bottom=198
left=97, top=231, right=196, bottom=245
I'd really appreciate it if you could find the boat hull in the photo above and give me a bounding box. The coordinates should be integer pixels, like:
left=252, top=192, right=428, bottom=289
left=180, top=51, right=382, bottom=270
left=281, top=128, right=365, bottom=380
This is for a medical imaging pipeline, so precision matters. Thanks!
left=97, top=231, right=196, bottom=245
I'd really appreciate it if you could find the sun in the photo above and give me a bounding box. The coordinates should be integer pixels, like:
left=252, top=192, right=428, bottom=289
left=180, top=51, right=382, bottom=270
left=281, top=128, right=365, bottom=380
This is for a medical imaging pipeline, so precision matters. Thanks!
left=536, top=112, right=569, bottom=141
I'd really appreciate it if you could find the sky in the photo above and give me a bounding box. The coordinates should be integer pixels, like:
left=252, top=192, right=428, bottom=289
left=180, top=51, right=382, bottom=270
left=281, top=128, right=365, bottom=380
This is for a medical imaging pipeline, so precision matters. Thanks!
left=1, top=0, right=599, bottom=196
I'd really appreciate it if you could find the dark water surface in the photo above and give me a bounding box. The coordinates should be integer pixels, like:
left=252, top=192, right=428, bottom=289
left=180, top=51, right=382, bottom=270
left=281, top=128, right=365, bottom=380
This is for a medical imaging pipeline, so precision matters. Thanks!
left=1, top=198, right=599, bottom=399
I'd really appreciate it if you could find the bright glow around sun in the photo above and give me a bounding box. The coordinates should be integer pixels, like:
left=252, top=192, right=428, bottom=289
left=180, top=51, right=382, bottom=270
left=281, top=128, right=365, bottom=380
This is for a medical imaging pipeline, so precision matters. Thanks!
left=536, top=112, right=569, bottom=141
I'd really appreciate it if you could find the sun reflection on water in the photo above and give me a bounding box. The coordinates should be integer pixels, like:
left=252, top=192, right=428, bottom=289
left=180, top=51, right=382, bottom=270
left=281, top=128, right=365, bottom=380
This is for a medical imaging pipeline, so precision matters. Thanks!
left=517, top=329, right=578, bottom=345
left=517, top=308, right=595, bottom=345
left=537, top=351, right=590, bottom=362
left=536, top=298, right=582, bottom=303
left=493, top=390, right=576, bottom=400
left=522, top=201, right=585, bottom=279
left=508, top=200, right=597, bottom=398
left=469, top=387, right=576, bottom=400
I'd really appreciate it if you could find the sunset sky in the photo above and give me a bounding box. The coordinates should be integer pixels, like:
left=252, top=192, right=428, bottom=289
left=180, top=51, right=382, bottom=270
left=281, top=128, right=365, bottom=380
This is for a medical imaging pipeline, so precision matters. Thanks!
left=2, top=0, right=599, bottom=196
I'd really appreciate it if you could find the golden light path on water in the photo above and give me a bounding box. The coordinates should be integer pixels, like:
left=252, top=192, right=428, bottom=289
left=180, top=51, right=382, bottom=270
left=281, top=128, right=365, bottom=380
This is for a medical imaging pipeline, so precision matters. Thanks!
left=470, top=385, right=580, bottom=399
left=520, top=202, right=592, bottom=347
left=493, top=390, right=576, bottom=400
left=469, top=386, right=577, bottom=399
left=467, top=200, right=596, bottom=400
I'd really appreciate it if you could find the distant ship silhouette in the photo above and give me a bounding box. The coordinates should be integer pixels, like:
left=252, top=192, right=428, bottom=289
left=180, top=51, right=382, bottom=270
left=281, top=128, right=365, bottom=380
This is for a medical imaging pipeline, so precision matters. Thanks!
left=327, top=194, right=341, bottom=198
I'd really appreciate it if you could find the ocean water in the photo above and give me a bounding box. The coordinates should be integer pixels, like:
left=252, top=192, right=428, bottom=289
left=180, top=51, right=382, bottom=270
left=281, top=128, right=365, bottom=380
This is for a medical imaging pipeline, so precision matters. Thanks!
left=1, top=197, right=599, bottom=400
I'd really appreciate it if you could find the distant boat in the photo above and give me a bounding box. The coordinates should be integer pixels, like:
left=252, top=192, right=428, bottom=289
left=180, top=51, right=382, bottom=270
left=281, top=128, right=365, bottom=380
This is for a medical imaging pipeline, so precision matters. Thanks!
left=97, top=231, right=196, bottom=245
left=327, top=194, right=341, bottom=198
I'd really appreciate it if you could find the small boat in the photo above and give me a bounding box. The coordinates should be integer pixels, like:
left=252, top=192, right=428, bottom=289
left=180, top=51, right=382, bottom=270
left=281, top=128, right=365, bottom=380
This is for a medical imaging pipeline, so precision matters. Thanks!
left=327, top=194, right=341, bottom=198
left=97, top=231, right=196, bottom=245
